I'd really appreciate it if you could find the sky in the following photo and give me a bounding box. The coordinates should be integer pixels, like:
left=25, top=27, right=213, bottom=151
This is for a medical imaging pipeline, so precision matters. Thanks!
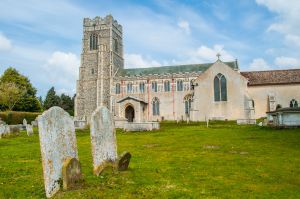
left=0, top=0, right=300, bottom=97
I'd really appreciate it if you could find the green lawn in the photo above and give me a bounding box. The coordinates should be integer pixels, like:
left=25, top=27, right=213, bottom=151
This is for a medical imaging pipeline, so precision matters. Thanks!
left=1, top=122, right=300, bottom=198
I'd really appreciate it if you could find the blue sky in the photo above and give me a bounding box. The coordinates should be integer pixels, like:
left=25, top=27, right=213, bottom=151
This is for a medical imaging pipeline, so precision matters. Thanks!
left=0, top=0, right=299, bottom=97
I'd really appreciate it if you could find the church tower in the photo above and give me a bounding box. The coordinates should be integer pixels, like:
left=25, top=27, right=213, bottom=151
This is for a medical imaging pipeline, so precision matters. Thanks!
left=75, top=15, right=124, bottom=121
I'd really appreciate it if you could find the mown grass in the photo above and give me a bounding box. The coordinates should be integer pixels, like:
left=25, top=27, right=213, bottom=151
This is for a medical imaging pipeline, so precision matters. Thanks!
left=0, top=122, right=300, bottom=198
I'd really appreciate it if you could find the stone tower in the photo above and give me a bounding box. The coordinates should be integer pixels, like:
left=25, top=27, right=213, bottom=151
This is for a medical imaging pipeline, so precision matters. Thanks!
left=75, top=15, right=124, bottom=121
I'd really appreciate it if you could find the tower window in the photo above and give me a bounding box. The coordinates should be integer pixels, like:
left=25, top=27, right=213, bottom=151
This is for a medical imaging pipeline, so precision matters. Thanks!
left=177, top=80, right=183, bottom=91
left=91, top=68, right=95, bottom=75
left=152, top=97, right=160, bottom=116
left=90, top=33, right=98, bottom=50
left=113, top=38, right=118, bottom=53
left=115, top=83, right=120, bottom=94
left=164, top=81, right=170, bottom=92
left=214, top=73, right=227, bottom=102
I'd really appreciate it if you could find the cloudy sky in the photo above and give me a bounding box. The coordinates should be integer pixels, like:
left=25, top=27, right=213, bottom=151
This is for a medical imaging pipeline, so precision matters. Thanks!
left=0, top=0, right=299, bottom=97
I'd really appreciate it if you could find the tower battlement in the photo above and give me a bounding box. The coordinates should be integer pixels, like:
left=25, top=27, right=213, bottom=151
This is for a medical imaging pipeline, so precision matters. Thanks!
left=83, top=15, right=122, bottom=32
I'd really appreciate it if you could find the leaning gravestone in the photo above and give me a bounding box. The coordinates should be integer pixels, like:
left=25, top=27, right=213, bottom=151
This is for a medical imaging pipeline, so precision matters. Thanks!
left=0, top=125, right=10, bottom=138
left=90, top=106, right=118, bottom=176
left=26, top=124, right=34, bottom=136
left=38, top=106, right=81, bottom=198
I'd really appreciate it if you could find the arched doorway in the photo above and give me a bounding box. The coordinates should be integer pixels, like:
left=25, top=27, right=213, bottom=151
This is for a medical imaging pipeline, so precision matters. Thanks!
left=125, top=105, right=135, bottom=122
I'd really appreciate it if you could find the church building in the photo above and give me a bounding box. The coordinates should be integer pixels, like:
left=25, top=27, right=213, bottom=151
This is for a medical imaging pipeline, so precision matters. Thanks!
left=75, top=15, right=300, bottom=123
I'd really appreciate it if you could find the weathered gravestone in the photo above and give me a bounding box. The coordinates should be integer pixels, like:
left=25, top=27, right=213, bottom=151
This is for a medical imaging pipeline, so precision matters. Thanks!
left=26, top=124, right=34, bottom=136
left=90, top=106, right=118, bottom=175
left=23, top=118, right=27, bottom=126
left=0, top=125, right=10, bottom=138
left=38, top=106, right=82, bottom=198
left=91, top=106, right=131, bottom=175
left=117, top=151, right=131, bottom=171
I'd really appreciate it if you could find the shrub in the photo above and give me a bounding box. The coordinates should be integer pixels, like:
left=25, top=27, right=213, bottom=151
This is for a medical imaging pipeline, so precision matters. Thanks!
left=0, top=111, right=41, bottom=125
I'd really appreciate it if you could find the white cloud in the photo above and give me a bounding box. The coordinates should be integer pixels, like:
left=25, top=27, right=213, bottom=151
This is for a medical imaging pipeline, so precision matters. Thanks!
left=256, top=0, right=300, bottom=47
left=43, top=51, right=80, bottom=95
left=188, top=45, right=235, bottom=63
left=275, top=56, right=300, bottom=68
left=178, top=19, right=191, bottom=35
left=125, top=53, right=161, bottom=68
left=249, top=58, right=271, bottom=71
left=0, top=32, right=12, bottom=51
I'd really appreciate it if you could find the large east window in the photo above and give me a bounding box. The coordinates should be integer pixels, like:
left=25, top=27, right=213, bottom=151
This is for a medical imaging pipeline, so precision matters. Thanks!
left=214, top=73, right=227, bottom=101
left=290, top=99, right=298, bottom=108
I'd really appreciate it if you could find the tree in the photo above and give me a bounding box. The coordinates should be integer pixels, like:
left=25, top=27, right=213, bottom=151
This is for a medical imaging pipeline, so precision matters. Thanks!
left=60, top=94, right=74, bottom=116
left=43, top=87, right=60, bottom=109
left=0, top=67, right=41, bottom=112
left=0, top=82, right=25, bottom=111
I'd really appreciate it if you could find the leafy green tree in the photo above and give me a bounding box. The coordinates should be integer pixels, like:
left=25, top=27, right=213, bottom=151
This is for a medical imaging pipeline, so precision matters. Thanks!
left=43, top=87, right=60, bottom=109
left=0, top=67, right=41, bottom=112
left=0, top=82, right=25, bottom=110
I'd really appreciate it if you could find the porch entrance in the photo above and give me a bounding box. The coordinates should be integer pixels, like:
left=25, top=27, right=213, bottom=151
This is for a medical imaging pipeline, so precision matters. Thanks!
left=125, top=105, right=135, bottom=122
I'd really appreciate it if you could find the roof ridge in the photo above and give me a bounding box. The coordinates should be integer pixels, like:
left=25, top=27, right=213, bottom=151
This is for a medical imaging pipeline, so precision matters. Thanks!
left=241, top=68, right=300, bottom=73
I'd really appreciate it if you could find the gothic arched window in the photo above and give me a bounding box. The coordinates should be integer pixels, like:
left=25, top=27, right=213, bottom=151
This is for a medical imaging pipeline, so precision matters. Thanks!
left=139, top=82, right=145, bottom=93
left=127, top=83, right=133, bottom=93
left=177, top=80, right=183, bottom=91
left=290, top=99, right=298, bottom=108
left=164, top=80, right=170, bottom=92
left=214, top=73, right=227, bottom=101
left=90, top=33, right=98, bottom=50
left=184, top=95, right=193, bottom=116
left=115, top=83, right=120, bottom=94
left=152, top=81, right=157, bottom=92
left=152, top=97, right=160, bottom=116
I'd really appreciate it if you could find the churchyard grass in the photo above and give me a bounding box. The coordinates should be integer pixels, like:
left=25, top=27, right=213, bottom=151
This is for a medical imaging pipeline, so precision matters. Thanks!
left=0, top=122, right=300, bottom=198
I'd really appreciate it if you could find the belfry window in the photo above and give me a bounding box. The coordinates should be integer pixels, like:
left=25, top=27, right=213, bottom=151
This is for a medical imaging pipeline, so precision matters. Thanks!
left=152, top=97, right=160, bottom=116
left=152, top=81, right=157, bottom=92
left=90, top=33, right=98, bottom=50
left=127, top=83, right=133, bottom=93
left=177, top=80, right=183, bottom=91
left=113, top=38, right=118, bottom=53
left=214, top=73, right=227, bottom=101
left=115, top=83, right=120, bottom=94
left=290, top=99, right=298, bottom=108
left=139, top=82, right=145, bottom=93
left=164, top=81, right=170, bottom=92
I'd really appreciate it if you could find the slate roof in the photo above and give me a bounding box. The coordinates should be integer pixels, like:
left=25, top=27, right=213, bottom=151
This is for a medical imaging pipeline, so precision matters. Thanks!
left=241, top=69, right=300, bottom=86
left=118, top=61, right=238, bottom=77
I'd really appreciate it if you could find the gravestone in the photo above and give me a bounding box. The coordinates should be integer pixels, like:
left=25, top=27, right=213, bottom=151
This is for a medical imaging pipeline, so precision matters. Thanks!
left=62, top=157, right=82, bottom=190
left=117, top=151, right=131, bottom=171
left=26, top=124, right=34, bottom=136
left=0, top=125, right=10, bottom=138
left=90, top=106, right=118, bottom=176
left=38, top=106, right=81, bottom=198
left=23, top=118, right=27, bottom=126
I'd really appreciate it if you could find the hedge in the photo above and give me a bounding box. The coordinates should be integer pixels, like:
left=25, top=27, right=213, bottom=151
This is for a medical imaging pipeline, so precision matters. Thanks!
left=0, top=111, right=41, bottom=125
